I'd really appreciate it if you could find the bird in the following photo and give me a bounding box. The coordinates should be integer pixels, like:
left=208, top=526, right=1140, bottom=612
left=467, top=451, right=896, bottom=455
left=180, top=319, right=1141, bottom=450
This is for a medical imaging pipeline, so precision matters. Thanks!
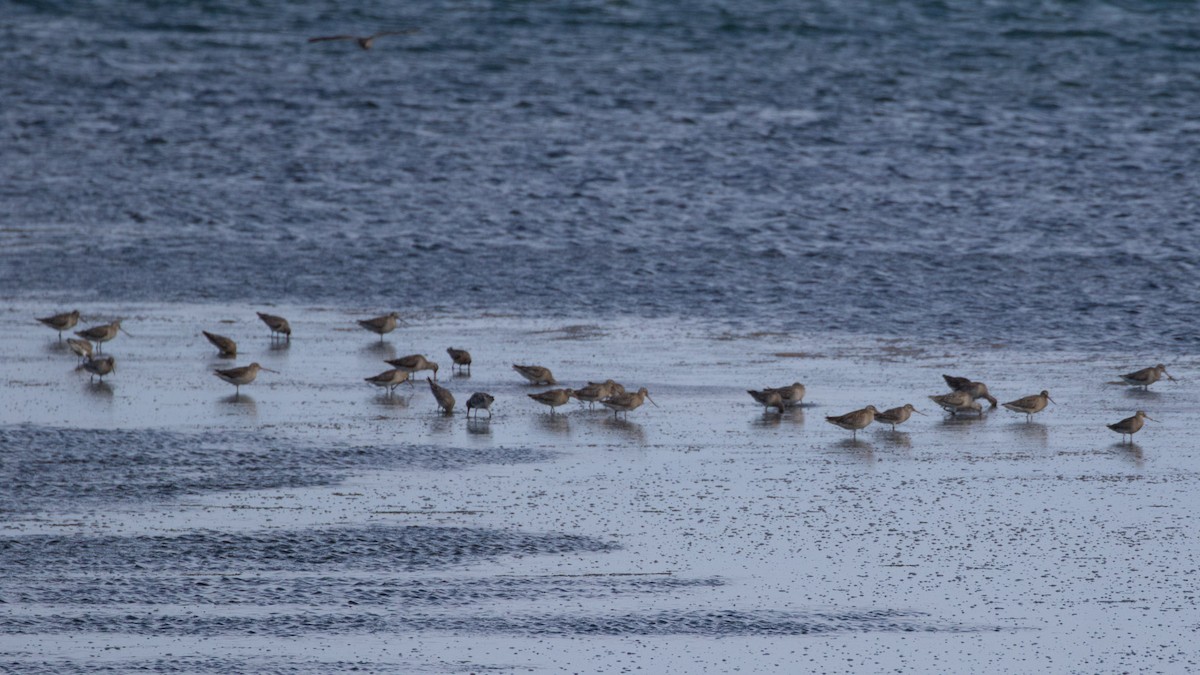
left=427, top=377, right=455, bottom=415
left=256, top=312, right=291, bottom=340
left=81, top=355, right=115, bottom=383
left=825, top=405, right=878, bottom=439
left=37, top=310, right=80, bottom=340
left=364, top=368, right=411, bottom=394
left=513, top=364, right=556, bottom=385
left=74, top=319, right=130, bottom=353
left=942, top=374, right=998, bottom=407
left=466, top=392, right=494, bottom=418
left=875, top=404, right=925, bottom=431
left=768, top=382, right=806, bottom=408
left=202, top=331, right=237, bottom=357
left=574, top=380, right=621, bottom=408
left=1107, top=410, right=1154, bottom=444
left=747, top=389, right=786, bottom=414
left=446, top=348, right=472, bottom=374
left=929, top=391, right=983, bottom=416
left=386, top=354, right=439, bottom=380
left=357, top=312, right=401, bottom=341
left=528, top=388, right=577, bottom=415
left=1002, top=391, right=1054, bottom=422
left=65, top=337, right=93, bottom=362
left=214, top=362, right=276, bottom=399
left=307, top=29, right=418, bottom=50
left=1120, top=364, right=1175, bottom=390
left=601, top=387, right=656, bottom=420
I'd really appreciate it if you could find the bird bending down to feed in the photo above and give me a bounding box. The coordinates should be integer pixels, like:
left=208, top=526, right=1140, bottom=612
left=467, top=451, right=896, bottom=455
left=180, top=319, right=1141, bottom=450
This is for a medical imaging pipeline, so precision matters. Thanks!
left=1119, top=364, right=1175, bottom=390
left=364, top=368, right=410, bottom=394
left=929, top=391, right=983, bottom=416
left=387, top=354, right=439, bottom=380
left=466, top=392, right=493, bottom=418
left=38, top=310, right=80, bottom=340
left=307, top=29, right=419, bottom=50
left=513, top=364, right=556, bottom=385
left=825, top=406, right=878, bottom=439
left=447, top=348, right=472, bottom=374
left=75, top=319, right=131, bottom=353
left=575, top=380, right=621, bottom=408
left=1002, top=391, right=1054, bottom=422
left=747, top=389, right=786, bottom=414
left=358, top=312, right=401, bottom=341
left=202, top=331, right=237, bottom=357
left=942, top=374, right=998, bottom=407
left=528, top=388, right=576, bottom=415
left=875, top=404, right=924, bottom=431
left=81, top=355, right=115, bottom=383
left=1107, top=410, right=1154, bottom=444
left=257, top=312, right=291, bottom=340
left=601, top=388, right=656, bottom=420
left=66, top=337, right=93, bottom=362
left=427, top=377, right=455, bottom=415
left=214, top=362, right=276, bottom=399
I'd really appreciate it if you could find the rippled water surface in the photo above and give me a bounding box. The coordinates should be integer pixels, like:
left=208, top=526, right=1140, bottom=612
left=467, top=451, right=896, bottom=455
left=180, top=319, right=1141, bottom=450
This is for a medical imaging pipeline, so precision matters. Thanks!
left=3, top=0, right=1199, bottom=350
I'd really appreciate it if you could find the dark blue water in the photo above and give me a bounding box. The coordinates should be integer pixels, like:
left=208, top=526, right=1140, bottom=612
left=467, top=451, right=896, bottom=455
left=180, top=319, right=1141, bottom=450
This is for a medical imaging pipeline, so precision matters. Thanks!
left=3, top=0, right=1199, bottom=349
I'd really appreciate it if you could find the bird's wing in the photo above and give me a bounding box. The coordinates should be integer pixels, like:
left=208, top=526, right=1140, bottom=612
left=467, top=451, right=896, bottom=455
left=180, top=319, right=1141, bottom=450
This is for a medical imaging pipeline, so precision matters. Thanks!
left=308, top=35, right=358, bottom=43
left=371, top=29, right=420, bottom=38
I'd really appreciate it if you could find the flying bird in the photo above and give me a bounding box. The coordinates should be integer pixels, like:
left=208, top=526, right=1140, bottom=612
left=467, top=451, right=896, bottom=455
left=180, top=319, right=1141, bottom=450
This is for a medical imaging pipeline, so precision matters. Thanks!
left=307, top=29, right=419, bottom=50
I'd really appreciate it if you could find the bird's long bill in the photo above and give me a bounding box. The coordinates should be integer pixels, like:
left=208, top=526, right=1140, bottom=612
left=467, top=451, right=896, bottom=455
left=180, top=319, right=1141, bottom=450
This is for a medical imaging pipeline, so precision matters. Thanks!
left=1047, top=396, right=1056, bottom=404
left=119, top=327, right=134, bottom=337
left=912, top=408, right=927, bottom=415
left=262, top=367, right=280, bottom=373
left=1166, top=373, right=1178, bottom=382
left=1144, top=414, right=1157, bottom=422
left=646, top=395, right=658, bottom=407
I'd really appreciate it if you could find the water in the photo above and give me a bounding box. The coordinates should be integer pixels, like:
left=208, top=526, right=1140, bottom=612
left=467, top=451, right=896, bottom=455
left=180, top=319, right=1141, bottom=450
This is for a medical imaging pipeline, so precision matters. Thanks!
left=5, top=2, right=1200, bottom=671
left=3, top=0, right=1199, bottom=350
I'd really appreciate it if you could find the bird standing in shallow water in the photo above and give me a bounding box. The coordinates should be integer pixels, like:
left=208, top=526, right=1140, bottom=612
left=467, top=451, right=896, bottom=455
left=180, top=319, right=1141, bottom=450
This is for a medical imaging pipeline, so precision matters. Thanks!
left=601, top=387, right=656, bottom=420
left=66, top=337, right=93, bottom=362
left=825, top=405, right=878, bottom=439
left=357, top=312, right=401, bottom=341
left=256, top=312, right=291, bottom=341
left=929, top=391, right=983, bottom=416
left=447, top=348, right=472, bottom=374
left=38, top=310, right=80, bottom=340
left=1107, top=411, right=1153, bottom=444
left=387, top=354, right=439, bottom=380
left=364, top=368, right=410, bottom=395
left=427, top=377, right=455, bottom=415
left=1119, top=364, right=1175, bottom=390
left=466, top=392, right=493, bottom=418
left=942, top=374, right=998, bottom=408
left=1002, top=391, right=1054, bottom=422
left=513, top=364, right=556, bottom=385
left=214, top=362, right=276, bottom=399
left=75, top=319, right=131, bottom=353
left=875, top=404, right=924, bottom=431
left=81, top=355, right=115, bottom=383
left=747, top=389, right=786, bottom=414
left=202, top=331, right=237, bottom=357
left=528, top=388, right=576, bottom=415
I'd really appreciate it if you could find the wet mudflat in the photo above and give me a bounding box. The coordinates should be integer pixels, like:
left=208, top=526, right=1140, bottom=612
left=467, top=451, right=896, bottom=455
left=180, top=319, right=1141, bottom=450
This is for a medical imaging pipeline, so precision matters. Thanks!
left=2, top=303, right=1198, bottom=672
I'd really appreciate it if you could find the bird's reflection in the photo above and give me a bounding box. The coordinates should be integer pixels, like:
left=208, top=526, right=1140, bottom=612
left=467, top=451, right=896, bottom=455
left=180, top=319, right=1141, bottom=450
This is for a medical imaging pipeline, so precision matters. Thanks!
left=599, top=416, right=645, bottom=443
left=83, top=380, right=114, bottom=400
left=374, top=392, right=412, bottom=408
left=536, top=414, right=571, bottom=435
left=1123, top=388, right=1161, bottom=401
left=363, top=341, right=397, bottom=360
left=1012, top=421, right=1049, bottom=445
left=876, top=430, right=912, bottom=450
left=217, top=393, right=258, bottom=416
left=833, top=437, right=875, bottom=460
left=467, top=417, right=492, bottom=435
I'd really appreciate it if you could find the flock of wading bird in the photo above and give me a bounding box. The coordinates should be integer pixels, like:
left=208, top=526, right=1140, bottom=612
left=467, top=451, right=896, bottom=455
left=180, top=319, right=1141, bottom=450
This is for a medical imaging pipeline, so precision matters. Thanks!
left=35, top=310, right=657, bottom=421
left=38, top=309, right=1174, bottom=441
